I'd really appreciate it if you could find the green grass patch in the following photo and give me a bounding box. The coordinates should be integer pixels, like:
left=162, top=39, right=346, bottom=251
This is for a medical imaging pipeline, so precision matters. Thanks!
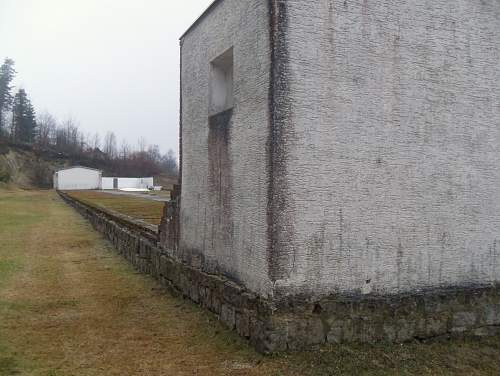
left=0, top=355, right=21, bottom=376
left=0, top=259, right=21, bottom=288
left=0, top=340, right=30, bottom=376
left=66, top=191, right=164, bottom=225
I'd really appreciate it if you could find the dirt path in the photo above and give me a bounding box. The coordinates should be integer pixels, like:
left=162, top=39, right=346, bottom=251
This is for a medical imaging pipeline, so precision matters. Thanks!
left=0, top=190, right=287, bottom=375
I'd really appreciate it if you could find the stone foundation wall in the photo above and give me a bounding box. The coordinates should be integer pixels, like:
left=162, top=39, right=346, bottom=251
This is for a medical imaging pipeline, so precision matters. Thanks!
left=58, top=191, right=277, bottom=352
left=59, top=191, right=500, bottom=353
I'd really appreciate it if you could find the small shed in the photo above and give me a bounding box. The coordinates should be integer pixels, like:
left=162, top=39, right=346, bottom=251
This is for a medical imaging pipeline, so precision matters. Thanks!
left=101, top=177, right=154, bottom=190
left=53, top=166, right=102, bottom=190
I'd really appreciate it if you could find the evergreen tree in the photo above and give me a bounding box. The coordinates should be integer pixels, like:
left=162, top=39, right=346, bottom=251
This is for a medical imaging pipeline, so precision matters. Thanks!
left=0, top=58, right=16, bottom=135
left=12, top=89, right=37, bottom=143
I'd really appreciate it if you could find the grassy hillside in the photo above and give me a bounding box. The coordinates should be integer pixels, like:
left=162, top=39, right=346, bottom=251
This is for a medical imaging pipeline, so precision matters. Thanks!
left=0, top=142, right=62, bottom=189
left=0, top=142, right=178, bottom=189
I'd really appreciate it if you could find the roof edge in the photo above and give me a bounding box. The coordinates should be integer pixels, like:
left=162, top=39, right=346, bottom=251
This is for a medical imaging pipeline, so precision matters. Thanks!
left=180, top=0, right=224, bottom=40
left=102, top=177, right=154, bottom=179
left=56, top=166, right=102, bottom=173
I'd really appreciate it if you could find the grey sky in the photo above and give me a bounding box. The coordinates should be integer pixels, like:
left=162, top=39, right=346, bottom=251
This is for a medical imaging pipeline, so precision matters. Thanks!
left=0, top=0, right=213, bottom=154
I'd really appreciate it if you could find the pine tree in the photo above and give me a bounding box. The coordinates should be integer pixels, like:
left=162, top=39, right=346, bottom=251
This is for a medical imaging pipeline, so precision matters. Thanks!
left=12, top=89, right=37, bottom=143
left=0, top=58, right=16, bottom=135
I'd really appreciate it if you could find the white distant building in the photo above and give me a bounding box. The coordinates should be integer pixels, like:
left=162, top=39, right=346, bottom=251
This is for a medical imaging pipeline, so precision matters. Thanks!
left=53, top=166, right=102, bottom=190
left=101, top=177, right=154, bottom=190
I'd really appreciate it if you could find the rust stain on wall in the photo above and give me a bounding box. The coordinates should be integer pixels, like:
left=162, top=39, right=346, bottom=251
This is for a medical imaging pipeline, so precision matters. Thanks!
left=208, top=108, right=234, bottom=252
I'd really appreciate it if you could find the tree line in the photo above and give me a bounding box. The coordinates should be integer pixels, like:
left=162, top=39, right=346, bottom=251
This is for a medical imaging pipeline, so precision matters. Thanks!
left=0, top=58, right=178, bottom=178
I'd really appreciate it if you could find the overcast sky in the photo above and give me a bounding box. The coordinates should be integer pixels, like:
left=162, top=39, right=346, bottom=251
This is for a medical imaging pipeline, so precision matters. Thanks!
left=0, top=0, right=213, bottom=155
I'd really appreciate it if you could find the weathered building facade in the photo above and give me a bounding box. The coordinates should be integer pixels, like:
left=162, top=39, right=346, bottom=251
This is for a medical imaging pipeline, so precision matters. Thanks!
left=175, top=0, right=500, bottom=348
left=179, top=0, right=272, bottom=296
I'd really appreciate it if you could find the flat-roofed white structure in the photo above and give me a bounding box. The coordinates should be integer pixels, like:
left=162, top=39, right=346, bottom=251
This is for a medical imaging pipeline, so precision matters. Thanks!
left=101, top=177, right=154, bottom=190
left=53, top=166, right=102, bottom=190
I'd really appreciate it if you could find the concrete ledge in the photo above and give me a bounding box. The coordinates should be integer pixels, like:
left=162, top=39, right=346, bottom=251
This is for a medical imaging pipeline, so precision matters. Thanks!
left=59, top=191, right=500, bottom=353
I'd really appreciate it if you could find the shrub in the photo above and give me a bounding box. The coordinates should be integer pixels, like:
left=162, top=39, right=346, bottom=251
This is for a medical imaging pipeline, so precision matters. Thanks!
left=31, top=160, right=52, bottom=188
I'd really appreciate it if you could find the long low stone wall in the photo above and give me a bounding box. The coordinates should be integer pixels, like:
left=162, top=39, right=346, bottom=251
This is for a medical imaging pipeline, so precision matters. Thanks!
left=58, top=191, right=279, bottom=353
left=59, top=191, right=500, bottom=352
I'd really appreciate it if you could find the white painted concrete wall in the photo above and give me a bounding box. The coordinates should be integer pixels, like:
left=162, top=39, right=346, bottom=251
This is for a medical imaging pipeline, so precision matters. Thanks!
left=101, top=178, right=114, bottom=190
left=209, top=48, right=234, bottom=116
left=101, top=177, right=154, bottom=190
left=274, top=0, right=500, bottom=297
left=54, top=167, right=101, bottom=190
left=180, top=0, right=272, bottom=296
left=181, top=0, right=500, bottom=300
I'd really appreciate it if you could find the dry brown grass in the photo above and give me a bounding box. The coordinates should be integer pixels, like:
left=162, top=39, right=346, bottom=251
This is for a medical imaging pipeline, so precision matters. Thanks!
left=0, top=190, right=289, bottom=375
left=65, top=191, right=165, bottom=225
left=1, top=190, right=500, bottom=375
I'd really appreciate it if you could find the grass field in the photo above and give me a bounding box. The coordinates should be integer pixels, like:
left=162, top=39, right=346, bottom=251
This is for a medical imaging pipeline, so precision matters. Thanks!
left=65, top=190, right=165, bottom=225
left=1, top=189, right=500, bottom=375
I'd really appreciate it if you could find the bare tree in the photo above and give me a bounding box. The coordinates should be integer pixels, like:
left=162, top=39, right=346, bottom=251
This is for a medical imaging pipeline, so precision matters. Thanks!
left=36, top=111, right=57, bottom=148
left=56, top=117, right=81, bottom=153
left=91, top=132, right=101, bottom=150
left=119, top=138, right=131, bottom=160
left=103, top=131, right=117, bottom=159
left=147, top=144, right=161, bottom=164
left=137, top=137, right=147, bottom=153
left=161, top=149, right=179, bottom=177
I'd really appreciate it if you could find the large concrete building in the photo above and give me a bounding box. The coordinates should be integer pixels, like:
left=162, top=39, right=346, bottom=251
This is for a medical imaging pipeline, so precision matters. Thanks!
left=175, top=0, right=500, bottom=347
